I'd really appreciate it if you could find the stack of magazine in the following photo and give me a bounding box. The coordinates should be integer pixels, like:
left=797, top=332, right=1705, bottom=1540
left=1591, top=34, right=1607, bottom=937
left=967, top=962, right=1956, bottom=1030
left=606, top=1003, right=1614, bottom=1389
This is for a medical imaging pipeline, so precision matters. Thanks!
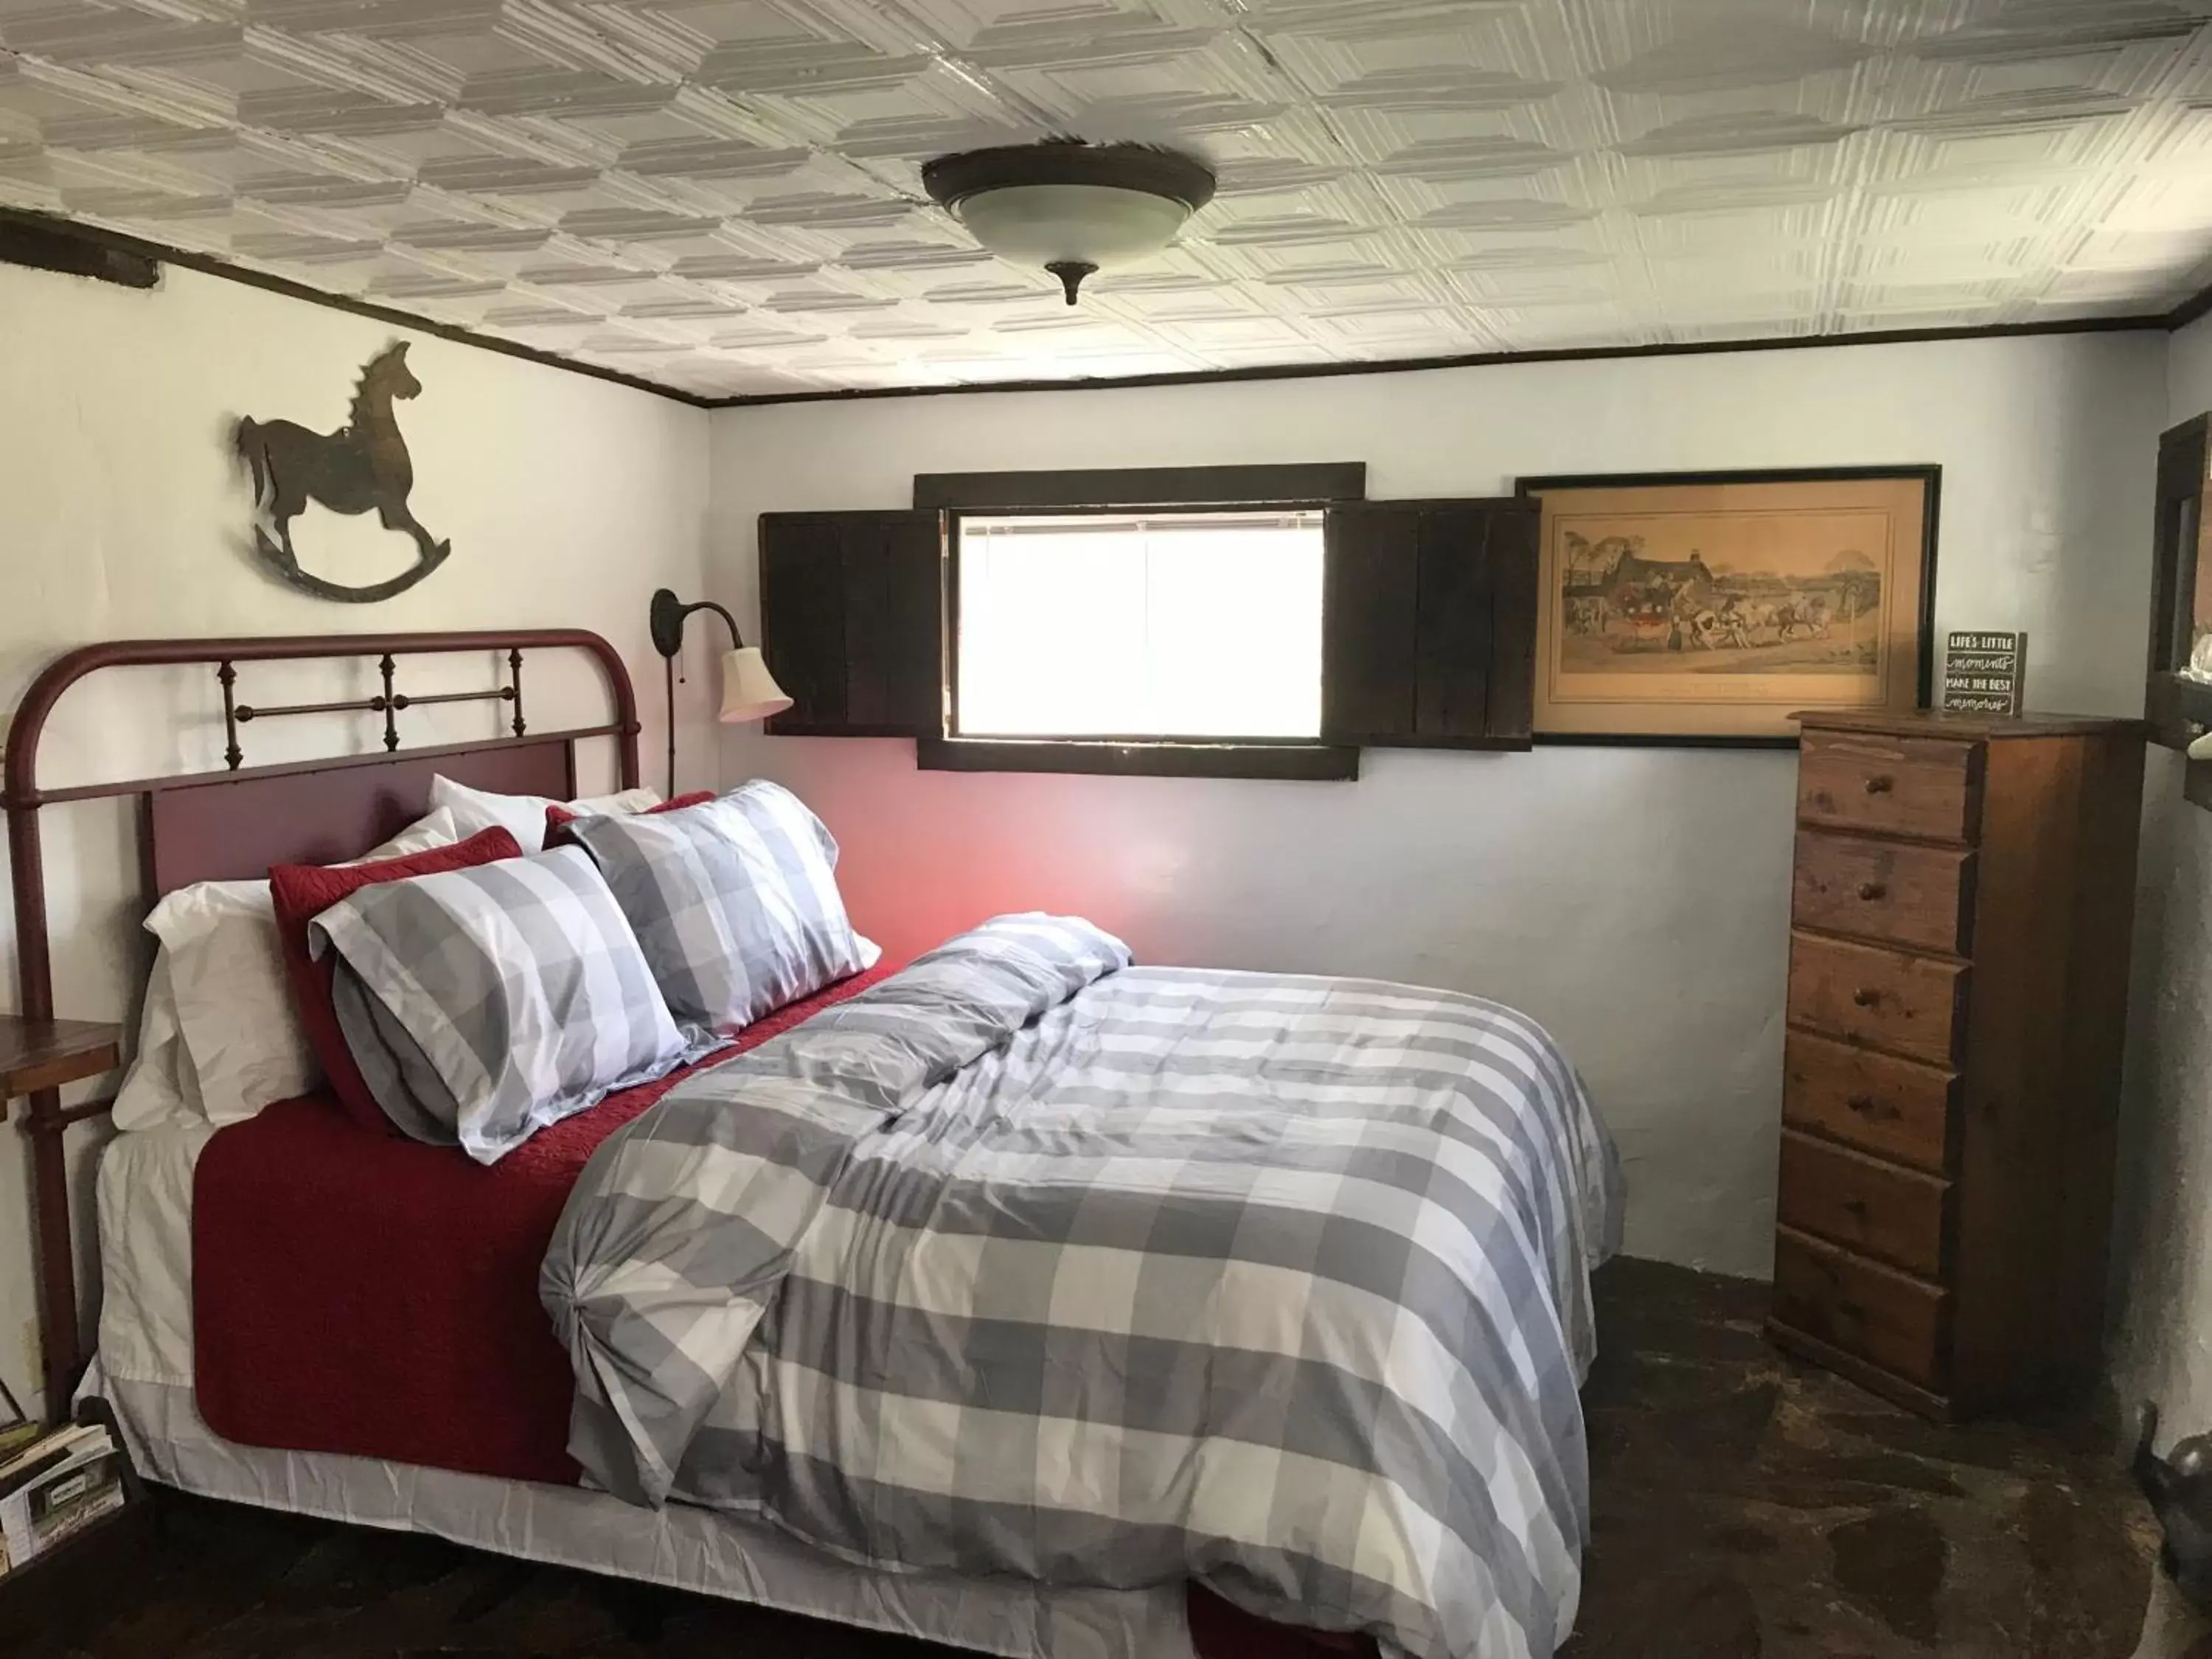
left=0, top=1420, right=129, bottom=1578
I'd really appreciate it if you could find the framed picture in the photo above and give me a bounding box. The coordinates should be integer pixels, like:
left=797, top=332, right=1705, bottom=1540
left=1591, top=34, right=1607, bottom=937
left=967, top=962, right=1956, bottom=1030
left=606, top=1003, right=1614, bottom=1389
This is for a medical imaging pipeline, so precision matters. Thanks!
left=1514, top=467, right=1938, bottom=745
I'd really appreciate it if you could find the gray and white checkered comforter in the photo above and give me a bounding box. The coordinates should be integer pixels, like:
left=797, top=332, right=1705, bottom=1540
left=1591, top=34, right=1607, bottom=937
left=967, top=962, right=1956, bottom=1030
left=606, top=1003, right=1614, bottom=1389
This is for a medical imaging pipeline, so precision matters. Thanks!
left=543, top=916, right=1620, bottom=1659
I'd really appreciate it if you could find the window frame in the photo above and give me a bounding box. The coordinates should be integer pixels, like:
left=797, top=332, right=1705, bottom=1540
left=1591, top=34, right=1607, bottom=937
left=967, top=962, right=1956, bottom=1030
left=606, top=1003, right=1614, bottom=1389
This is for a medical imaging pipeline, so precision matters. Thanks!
left=914, top=465, right=1365, bottom=781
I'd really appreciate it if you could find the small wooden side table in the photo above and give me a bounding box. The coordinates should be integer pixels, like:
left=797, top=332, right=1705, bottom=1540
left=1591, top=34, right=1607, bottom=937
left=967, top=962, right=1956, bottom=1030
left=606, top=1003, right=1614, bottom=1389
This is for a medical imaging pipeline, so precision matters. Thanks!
left=0, top=1019, right=145, bottom=1642
left=0, top=1016, right=123, bottom=1417
left=0, top=1018, right=121, bottom=1101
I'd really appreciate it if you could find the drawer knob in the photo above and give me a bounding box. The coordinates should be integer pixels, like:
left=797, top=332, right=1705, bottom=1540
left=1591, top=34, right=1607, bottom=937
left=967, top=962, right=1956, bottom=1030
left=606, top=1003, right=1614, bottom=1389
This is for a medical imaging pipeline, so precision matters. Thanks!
left=1852, top=987, right=1882, bottom=1008
left=1863, top=775, right=1896, bottom=796
left=1845, top=1093, right=1879, bottom=1116
left=1843, top=1197, right=1868, bottom=1217
left=1857, top=881, right=1887, bottom=901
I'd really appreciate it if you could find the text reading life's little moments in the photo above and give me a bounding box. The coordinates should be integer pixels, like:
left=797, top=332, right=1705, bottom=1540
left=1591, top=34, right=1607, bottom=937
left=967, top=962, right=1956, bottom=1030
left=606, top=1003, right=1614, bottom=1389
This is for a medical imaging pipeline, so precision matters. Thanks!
left=1942, top=631, right=2026, bottom=716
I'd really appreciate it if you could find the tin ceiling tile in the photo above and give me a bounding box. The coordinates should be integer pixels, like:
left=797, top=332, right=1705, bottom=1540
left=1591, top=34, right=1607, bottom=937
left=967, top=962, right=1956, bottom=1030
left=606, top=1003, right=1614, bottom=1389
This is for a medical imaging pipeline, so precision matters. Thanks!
left=1, top=0, right=2208, bottom=393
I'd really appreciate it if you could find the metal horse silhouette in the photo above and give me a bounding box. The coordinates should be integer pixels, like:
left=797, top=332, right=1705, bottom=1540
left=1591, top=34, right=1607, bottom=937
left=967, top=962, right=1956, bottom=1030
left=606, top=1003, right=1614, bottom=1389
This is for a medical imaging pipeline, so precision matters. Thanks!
left=236, top=342, right=451, bottom=602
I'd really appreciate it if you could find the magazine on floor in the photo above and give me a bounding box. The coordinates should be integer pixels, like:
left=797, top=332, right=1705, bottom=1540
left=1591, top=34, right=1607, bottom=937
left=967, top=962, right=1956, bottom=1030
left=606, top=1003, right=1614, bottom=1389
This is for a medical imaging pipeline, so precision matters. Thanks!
left=0, top=1420, right=128, bottom=1576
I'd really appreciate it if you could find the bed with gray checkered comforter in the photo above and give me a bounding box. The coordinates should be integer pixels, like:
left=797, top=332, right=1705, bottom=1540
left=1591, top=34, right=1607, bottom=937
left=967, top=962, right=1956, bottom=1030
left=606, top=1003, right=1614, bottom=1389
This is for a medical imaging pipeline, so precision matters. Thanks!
left=543, top=915, right=1621, bottom=1659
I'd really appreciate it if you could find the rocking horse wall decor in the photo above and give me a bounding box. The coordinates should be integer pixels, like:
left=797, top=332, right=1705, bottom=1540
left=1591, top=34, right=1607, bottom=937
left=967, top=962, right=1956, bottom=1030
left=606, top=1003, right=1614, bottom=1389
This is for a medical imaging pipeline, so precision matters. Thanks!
left=235, top=341, right=451, bottom=603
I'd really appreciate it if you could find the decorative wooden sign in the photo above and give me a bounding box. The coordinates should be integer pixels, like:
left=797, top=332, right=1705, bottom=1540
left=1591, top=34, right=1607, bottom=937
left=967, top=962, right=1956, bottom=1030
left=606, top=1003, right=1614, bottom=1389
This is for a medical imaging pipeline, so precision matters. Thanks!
left=234, top=342, right=450, bottom=603
left=1941, top=630, right=2027, bottom=715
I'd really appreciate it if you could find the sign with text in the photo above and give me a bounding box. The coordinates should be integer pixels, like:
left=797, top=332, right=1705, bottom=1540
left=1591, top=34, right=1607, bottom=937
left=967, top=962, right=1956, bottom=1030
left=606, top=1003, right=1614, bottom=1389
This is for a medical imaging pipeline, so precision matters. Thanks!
left=1942, top=630, right=2027, bottom=716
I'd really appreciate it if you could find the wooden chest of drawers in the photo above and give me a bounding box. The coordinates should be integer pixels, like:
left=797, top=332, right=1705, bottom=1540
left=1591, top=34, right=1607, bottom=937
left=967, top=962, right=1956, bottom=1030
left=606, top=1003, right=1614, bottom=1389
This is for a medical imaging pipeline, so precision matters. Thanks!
left=1768, top=710, right=2146, bottom=1419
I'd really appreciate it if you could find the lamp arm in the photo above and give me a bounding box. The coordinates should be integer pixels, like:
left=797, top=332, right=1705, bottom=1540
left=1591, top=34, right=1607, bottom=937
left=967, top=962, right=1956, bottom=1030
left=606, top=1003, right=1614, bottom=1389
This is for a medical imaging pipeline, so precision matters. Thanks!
left=689, top=599, right=747, bottom=653
left=650, top=588, right=760, bottom=799
left=649, top=587, right=749, bottom=659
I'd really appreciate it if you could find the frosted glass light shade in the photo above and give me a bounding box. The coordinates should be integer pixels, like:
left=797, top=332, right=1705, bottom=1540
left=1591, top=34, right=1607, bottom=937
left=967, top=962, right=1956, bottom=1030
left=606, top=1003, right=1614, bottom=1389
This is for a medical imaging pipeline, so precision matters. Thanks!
left=719, top=647, right=791, bottom=723
left=953, top=184, right=1194, bottom=268
left=924, top=145, right=1215, bottom=304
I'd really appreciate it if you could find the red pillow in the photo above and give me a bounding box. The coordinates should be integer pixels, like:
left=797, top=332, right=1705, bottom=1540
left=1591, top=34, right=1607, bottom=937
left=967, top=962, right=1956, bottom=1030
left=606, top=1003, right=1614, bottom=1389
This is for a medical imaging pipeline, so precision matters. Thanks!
left=269, top=826, right=522, bottom=1135
left=543, top=790, right=714, bottom=843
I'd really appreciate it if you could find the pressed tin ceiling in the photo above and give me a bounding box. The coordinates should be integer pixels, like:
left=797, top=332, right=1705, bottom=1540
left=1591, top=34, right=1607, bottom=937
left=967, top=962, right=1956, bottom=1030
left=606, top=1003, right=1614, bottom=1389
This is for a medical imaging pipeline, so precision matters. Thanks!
left=4, top=1, right=2212, bottom=401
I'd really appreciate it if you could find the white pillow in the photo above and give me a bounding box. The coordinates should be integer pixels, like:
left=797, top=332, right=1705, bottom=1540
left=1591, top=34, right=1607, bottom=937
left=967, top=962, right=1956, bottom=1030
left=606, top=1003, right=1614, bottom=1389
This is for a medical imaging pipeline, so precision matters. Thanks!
left=127, top=807, right=462, bottom=1128
left=147, top=879, right=313, bottom=1124
left=358, top=807, right=465, bottom=866
left=430, top=775, right=661, bottom=855
left=110, top=955, right=202, bottom=1133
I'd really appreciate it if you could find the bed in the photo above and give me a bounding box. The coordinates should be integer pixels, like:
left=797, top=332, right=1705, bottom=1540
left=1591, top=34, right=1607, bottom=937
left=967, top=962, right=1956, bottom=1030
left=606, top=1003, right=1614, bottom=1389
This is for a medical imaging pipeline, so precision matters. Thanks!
left=7, top=628, right=1620, bottom=1659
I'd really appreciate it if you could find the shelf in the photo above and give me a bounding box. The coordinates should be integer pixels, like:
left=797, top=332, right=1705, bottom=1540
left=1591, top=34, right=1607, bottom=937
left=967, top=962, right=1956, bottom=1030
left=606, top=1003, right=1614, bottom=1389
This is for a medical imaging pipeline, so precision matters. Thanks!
left=0, top=1017, right=121, bottom=1099
left=0, top=1497, right=152, bottom=1637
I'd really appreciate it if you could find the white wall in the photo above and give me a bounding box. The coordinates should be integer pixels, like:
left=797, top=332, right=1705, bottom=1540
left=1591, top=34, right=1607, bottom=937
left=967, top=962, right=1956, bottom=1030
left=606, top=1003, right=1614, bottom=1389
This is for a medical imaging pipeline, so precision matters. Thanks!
left=709, top=333, right=2166, bottom=1281
left=0, top=260, right=714, bottom=1413
left=2112, top=317, right=2212, bottom=1433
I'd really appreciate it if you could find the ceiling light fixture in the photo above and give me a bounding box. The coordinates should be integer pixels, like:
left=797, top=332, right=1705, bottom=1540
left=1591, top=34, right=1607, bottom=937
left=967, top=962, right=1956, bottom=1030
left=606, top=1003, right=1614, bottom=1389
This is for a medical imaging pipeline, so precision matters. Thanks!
left=922, top=140, right=1217, bottom=306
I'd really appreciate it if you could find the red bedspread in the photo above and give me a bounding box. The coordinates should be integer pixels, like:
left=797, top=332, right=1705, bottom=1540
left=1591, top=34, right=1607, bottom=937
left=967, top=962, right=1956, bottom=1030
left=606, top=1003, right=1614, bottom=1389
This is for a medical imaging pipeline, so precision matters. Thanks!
left=192, top=964, right=896, bottom=1484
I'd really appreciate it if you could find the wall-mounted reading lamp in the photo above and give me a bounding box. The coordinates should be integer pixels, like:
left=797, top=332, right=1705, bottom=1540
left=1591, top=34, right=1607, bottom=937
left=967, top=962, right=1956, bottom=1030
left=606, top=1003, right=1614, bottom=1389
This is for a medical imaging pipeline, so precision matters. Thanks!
left=648, top=588, right=791, bottom=798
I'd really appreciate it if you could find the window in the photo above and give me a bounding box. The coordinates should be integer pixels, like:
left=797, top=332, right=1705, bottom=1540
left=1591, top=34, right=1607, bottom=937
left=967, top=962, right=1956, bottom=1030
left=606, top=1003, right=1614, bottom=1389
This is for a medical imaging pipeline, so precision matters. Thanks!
left=953, top=511, right=1325, bottom=741
left=755, top=463, right=1539, bottom=779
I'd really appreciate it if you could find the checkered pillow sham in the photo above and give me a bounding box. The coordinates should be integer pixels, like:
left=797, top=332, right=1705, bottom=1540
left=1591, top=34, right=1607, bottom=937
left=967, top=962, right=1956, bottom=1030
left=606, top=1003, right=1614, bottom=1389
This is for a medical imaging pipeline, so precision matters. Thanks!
left=311, top=844, right=713, bottom=1164
left=563, top=781, right=873, bottom=1036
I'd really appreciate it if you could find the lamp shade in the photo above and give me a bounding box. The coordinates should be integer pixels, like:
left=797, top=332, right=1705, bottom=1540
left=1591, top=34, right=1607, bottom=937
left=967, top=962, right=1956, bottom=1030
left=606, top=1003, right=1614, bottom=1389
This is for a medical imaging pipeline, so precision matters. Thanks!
left=952, top=184, right=1196, bottom=271
left=719, top=646, right=792, bottom=724
left=922, top=142, right=1215, bottom=305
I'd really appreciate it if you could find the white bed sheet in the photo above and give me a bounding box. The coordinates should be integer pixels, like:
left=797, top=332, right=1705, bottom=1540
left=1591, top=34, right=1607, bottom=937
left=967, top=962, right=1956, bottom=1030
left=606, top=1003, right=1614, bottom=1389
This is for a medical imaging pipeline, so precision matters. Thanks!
left=91, top=1125, right=1196, bottom=1659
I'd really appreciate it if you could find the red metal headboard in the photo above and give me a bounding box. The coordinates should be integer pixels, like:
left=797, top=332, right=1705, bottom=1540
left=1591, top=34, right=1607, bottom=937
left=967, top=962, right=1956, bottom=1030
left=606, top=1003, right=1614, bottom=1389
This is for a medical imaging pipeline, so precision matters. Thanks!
left=4, top=629, right=640, bottom=1413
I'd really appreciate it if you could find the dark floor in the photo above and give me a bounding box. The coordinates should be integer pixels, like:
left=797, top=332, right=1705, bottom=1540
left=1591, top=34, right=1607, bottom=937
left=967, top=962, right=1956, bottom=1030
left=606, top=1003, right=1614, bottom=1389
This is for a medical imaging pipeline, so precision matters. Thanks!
left=8, top=1258, right=2158, bottom=1658
left=1563, top=1259, right=2153, bottom=1658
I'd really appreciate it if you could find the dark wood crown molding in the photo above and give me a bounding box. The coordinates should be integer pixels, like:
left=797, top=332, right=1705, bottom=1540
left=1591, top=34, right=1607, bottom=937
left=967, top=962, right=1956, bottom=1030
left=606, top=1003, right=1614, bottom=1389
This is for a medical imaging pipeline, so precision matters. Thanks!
left=0, top=214, right=156, bottom=289
left=2165, top=271, right=2212, bottom=333
left=710, top=313, right=2175, bottom=408
left=0, top=206, right=713, bottom=409
left=9, top=202, right=2211, bottom=411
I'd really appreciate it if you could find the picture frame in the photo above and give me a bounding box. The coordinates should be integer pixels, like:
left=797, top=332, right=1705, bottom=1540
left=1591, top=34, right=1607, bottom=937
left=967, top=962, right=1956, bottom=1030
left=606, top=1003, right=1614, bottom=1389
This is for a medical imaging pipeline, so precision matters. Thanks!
left=1514, top=467, right=1939, bottom=746
left=2146, top=414, right=2212, bottom=764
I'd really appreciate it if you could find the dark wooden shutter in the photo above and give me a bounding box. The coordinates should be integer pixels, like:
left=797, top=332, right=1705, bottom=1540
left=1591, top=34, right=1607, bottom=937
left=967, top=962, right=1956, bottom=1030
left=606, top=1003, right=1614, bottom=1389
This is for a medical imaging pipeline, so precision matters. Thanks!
left=1322, top=499, right=1539, bottom=748
left=759, top=510, right=944, bottom=737
left=2151, top=414, right=2210, bottom=676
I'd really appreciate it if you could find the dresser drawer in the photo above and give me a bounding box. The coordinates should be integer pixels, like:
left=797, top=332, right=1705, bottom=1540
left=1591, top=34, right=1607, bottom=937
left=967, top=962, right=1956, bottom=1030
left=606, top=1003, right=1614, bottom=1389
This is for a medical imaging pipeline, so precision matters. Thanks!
left=1776, top=1129, right=1950, bottom=1276
left=1798, top=731, right=1982, bottom=844
left=1782, top=1029, right=1957, bottom=1173
left=1788, top=932, right=1967, bottom=1067
left=1792, top=830, right=1975, bottom=956
left=1772, top=1227, right=1950, bottom=1391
